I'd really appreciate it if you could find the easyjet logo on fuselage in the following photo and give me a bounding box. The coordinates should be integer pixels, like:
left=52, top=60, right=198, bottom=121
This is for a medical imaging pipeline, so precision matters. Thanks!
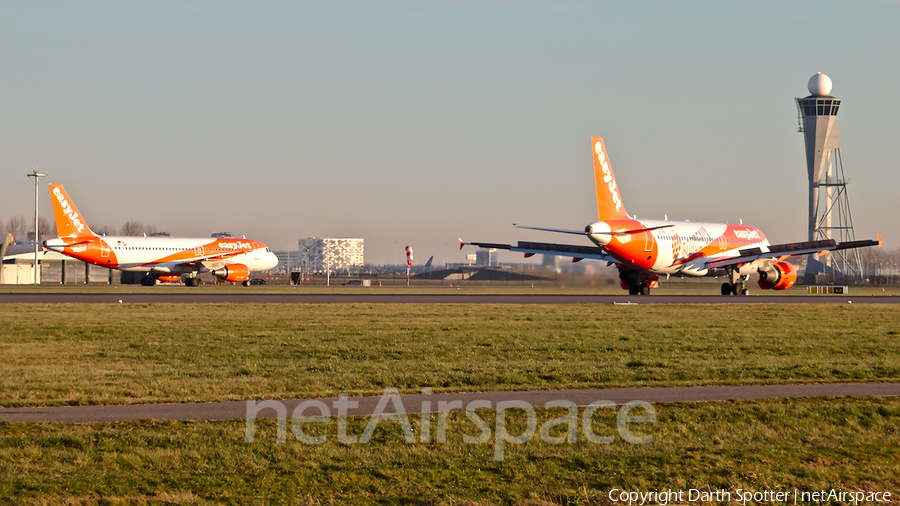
left=595, top=141, right=622, bottom=213
left=218, top=241, right=253, bottom=250
left=52, top=186, right=85, bottom=234
left=734, top=229, right=761, bottom=241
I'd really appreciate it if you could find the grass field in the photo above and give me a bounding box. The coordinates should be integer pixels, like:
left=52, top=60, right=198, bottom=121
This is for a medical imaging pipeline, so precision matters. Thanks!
left=1, top=397, right=898, bottom=504
left=1, top=303, right=899, bottom=407
left=1, top=302, right=899, bottom=504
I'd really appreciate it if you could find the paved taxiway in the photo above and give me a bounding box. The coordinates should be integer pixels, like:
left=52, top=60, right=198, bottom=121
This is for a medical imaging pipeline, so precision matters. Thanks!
left=2, top=383, right=898, bottom=423
left=1, top=292, right=898, bottom=304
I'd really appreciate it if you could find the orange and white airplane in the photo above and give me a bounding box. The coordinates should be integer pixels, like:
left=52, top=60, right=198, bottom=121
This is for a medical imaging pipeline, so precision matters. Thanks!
left=43, top=184, right=278, bottom=286
left=462, top=136, right=881, bottom=295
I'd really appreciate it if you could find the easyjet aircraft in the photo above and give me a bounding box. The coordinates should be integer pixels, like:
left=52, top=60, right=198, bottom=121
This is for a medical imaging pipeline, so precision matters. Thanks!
left=43, top=184, right=278, bottom=286
left=462, top=137, right=881, bottom=295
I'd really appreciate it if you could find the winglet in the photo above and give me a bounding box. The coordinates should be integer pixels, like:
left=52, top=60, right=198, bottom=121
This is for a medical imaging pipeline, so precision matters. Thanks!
left=48, top=184, right=95, bottom=240
left=878, top=234, right=883, bottom=247
left=459, top=237, right=465, bottom=250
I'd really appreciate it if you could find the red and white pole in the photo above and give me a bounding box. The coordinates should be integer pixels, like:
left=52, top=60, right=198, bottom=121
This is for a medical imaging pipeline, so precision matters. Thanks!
left=405, top=245, right=413, bottom=287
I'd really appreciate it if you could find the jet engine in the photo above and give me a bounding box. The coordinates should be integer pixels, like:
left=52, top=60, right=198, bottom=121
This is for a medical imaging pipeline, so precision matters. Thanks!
left=211, top=264, right=250, bottom=283
left=757, top=261, right=797, bottom=290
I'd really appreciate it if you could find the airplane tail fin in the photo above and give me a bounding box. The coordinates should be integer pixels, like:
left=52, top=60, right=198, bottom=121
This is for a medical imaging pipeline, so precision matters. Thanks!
left=49, top=184, right=95, bottom=240
left=591, top=136, right=629, bottom=221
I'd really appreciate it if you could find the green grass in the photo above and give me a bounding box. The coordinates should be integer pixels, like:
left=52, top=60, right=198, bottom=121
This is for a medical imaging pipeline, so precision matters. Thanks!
left=1, top=303, right=899, bottom=407
left=1, top=397, right=898, bottom=504
left=1, top=302, right=899, bottom=504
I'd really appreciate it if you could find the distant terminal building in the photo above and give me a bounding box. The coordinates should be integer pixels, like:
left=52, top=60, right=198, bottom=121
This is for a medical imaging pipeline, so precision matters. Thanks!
left=2, top=242, right=116, bottom=284
left=542, top=254, right=562, bottom=273
left=475, top=248, right=498, bottom=267
left=272, top=250, right=300, bottom=273
left=298, top=237, right=364, bottom=273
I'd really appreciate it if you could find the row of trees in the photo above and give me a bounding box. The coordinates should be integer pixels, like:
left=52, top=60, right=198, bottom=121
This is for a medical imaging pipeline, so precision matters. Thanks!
left=1, top=216, right=157, bottom=240
left=94, top=221, right=159, bottom=237
left=0, top=216, right=47, bottom=240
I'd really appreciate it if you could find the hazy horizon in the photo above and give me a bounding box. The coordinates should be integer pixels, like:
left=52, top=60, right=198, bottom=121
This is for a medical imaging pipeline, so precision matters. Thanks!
left=2, top=1, right=898, bottom=265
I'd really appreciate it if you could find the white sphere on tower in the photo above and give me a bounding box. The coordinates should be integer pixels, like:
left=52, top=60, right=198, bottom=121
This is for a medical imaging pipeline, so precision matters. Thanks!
left=808, top=72, right=833, bottom=96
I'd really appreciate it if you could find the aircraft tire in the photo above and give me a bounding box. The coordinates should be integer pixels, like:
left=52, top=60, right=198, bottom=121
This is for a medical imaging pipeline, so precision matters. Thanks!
left=721, top=282, right=732, bottom=295
left=639, top=284, right=650, bottom=295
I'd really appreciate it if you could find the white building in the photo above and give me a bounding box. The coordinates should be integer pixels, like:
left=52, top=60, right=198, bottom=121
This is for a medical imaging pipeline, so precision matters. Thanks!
left=298, top=237, right=364, bottom=273
left=475, top=248, right=498, bottom=267
left=272, top=250, right=300, bottom=273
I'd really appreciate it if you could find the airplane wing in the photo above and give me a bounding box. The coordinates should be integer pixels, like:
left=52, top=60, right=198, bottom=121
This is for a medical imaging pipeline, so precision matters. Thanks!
left=144, top=248, right=253, bottom=270
left=704, top=236, right=882, bottom=269
left=464, top=240, right=620, bottom=263
left=188, top=250, right=249, bottom=268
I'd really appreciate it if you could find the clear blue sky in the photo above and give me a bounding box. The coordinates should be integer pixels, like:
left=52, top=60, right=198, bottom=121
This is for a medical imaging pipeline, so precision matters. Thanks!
left=2, top=1, right=897, bottom=265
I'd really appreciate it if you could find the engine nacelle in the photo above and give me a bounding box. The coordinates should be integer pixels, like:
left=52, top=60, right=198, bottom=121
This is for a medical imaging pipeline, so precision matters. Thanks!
left=757, top=261, right=797, bottom=290
left=211, top=264, right=250, bottom=283
left=157, top=275, right=182, bottom=283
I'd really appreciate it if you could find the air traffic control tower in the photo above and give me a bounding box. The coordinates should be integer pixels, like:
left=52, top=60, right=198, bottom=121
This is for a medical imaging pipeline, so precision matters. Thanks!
left=796, top=72, right=863, bottom=280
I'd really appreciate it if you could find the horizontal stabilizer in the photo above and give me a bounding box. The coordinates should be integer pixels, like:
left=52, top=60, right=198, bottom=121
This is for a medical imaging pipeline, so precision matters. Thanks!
left=592, top=224, right=675, bottom=236
left=515, top=223, right=674, bottom=237
left=514, top=225, right=586, bottom=235
left=466, top=240, right=618, bottom=263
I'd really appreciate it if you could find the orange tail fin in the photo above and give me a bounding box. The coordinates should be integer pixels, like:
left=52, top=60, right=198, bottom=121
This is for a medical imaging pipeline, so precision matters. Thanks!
left=591, top=136, right=629, bottom=221
left=49, top=184, right=95, bottom=239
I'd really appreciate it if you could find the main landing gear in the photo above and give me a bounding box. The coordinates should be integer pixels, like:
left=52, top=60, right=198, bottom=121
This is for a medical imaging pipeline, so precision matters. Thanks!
left=185, top=276, right=202, bottom=287
left=619, top=266, right=657, bottom=295
left=629, top=283, right=651, bottom=296
left=721, top=268, right=750, bottom=296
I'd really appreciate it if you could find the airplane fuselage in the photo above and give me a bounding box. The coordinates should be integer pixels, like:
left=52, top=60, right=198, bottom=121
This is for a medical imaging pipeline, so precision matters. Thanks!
left=44, top=235, right=278, bottom=274
left=586, top=218, right=769, bottom=277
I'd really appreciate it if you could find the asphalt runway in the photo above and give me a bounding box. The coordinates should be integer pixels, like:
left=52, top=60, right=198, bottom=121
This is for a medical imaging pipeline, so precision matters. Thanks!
left=1, top=292, right=898, bottom=304
left=2, top=383, right=898, bottom=423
